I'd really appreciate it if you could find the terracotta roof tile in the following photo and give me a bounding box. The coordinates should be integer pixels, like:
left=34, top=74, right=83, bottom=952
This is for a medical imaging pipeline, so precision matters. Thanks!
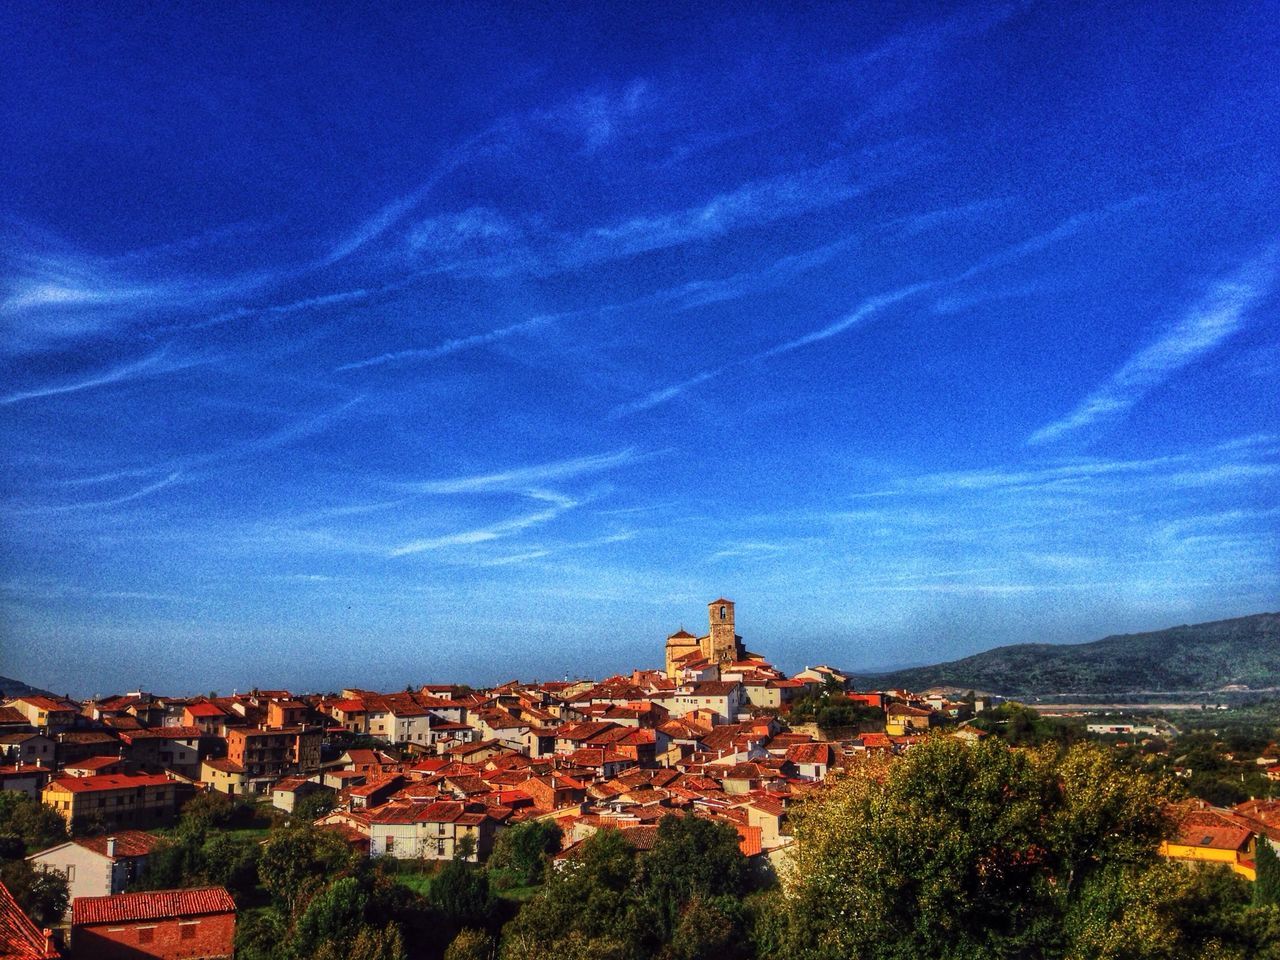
left=72, top=886, right=235, bottom=926
left=0, top=880, right=57, bottom=958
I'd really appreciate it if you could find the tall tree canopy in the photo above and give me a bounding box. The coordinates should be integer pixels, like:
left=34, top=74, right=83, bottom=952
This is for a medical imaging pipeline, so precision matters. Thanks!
left=781, top=738, right=1171, bottom=959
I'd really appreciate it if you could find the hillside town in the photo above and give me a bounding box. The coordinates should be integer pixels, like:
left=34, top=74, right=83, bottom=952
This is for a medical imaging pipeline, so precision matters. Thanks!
left=1, top=599, right=1276, bottom=959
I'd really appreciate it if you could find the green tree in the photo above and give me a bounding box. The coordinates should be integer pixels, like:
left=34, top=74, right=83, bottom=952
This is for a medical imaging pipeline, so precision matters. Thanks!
left=179, top=790, right=238, bottom=835
left=488, top=820, right=562, bottom=887
left=667, top=894, right=746, bottom=960
left=782, top=737, right=1171, bottom=959
left=1257, top=842, right=1280, bottom=908
left=639, top=814, right=747, bottom=941
left=429, top=859, right=494, bottom=929
left=235, top=908, right=287, bottom=960
left=500, top=829, right=640, bottom=958
left=201, top=832, right=261, bottom=897
left=293, top=876, right=370, bottom=957
left=445, top=928, right=495, bottom=960
left=295, top=790, right=337, bottom=822
left=1065, top=862, right=1258, bottom=959
left=259, top=825, right=357, bottom=915
left=0, top=859, right=69, bottom=926
left=0, top=793, right=68, bottom=851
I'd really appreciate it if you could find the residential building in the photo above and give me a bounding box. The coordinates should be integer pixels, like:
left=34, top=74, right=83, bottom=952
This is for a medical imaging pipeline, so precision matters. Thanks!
left=0, top=764, right=52, bottom=799
left=0, top=733, right=55, bottom=768
left=200, top=759, right=252, bottom=797
left=225, top=727, right=321, bottom=786
left=43, top=773, right=180, bottom=831
left=28, top=831, right=161, bottom=907
left=70, top=887, right=236, bottom=960
left=1159, top=805, right=1258, bottom=881
left=3, top=697, right=78, bottom=733
left=366, top=800, right=505, bottom=861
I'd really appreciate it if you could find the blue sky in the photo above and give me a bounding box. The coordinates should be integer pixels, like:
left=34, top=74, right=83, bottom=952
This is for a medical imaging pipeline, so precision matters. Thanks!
left=2, top=2, right=1278, bottom=696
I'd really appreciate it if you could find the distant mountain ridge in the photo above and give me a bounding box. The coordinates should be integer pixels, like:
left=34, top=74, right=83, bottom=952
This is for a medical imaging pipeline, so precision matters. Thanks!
left=0, top=675, right=56, bottom=701
left=854, top=613, right=1280, bottom=696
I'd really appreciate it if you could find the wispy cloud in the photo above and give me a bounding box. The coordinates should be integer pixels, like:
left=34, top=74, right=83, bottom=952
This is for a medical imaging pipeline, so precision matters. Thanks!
left=16, top=399, right=365, bottom=514
left=398, top=448, right=638, bottom=496
left=553, top=157, right=887, bottom=271
left=537, top=80, right=650, bottom=152
left=953, top=197, right=1150, bottom=283
left=0, top=348, right=211, bottom=406
left=609, top=370, right=724, bottom=418
left=389, top=500, right=575, bottom=557
left=336, top=316, right=552, bottom=372
left=1030, top=246, right=1279, bottom=444
left=759, top=282, right=935, bottom=358
left=611, top=200, right=1157, bottom=416
left=23, top=472, right=188, bottom=513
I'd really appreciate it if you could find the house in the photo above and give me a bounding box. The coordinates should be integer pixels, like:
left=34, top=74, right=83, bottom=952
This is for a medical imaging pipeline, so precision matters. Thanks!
left=348, top=776, right=406, bottom=811
left=70, top=887, right=236, bottom=960
left=366, top=800, right=507, bottom=861
left=0, top=880, right=60, bottom=958
left=64, top=756, right=128, bottom=778
left=1159, top=805, right=1257, bottom=881
left=200, top=759, right=252, bottom=797
left=885, top=704, right=932, bottom=737
left=43, top=773, right=181, bottom=831
left=117, top=728, right=201, bottom=779
left=54, top=730, right=121, bottom=768
left=28, top=831, right=161, bottom=906
left=3, top=698, right=78, bottom=733
left=522, top=772, right=587, bottom=812
left=271, top=777, right=331, bottom=814
left=792, top=666, right=852, bottom=690
left=0, top=733, right=55, bottom=768
left=785, top=742, right=834, bottom=780
left=181, top=701, right=230, bottom=737
left=265, top=700, right=310, bottom=730
left=670, top=682, right=745, bottom=725
left=0, top=764, right=53, bottom=799
left=225, top=727, right=321, bottom=786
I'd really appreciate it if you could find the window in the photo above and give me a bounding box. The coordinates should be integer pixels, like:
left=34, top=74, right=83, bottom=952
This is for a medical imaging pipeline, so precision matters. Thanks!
left=180, top=922, right=198, bottom=940
left=719, top=606, right=726, bottom=620
left=64, top=865, right=75, bottom=882
left=385, top=836, right=395, bottom=853
left=138, top=927, right=155, bottom=944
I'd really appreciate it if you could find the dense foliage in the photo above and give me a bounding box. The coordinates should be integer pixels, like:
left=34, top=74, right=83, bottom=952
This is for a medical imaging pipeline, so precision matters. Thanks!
left=501, top=814, right=752, bottom=960
left=487, top=820, right=562, bottom=888
left=773, top=736, right=1277, bottom=959
left=0, top=791, right=68, bottom=851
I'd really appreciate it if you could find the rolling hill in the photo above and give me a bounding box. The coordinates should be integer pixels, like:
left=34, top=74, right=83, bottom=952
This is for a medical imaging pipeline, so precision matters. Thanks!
left=854, top=613, right=1280, bottom=696
left=0, top=675, right=56, bottom=701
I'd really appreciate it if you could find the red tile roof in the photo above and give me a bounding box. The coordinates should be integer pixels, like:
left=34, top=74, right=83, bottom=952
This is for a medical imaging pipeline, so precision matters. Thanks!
left=73, top=830, right=162, bottom=860
left=0, top=880, right=58, bottom=958
left=10, top=696, right=76, bottom=713
left=47, top=772, right=172, bottom=793
left=72, top=886, right=236, bottom=926
left=184, top=702, right=227, bottom=718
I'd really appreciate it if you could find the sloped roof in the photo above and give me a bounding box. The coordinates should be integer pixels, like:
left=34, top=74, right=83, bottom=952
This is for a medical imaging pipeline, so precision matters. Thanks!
left=72, top=830, right=162, bottom=860
left=72, top=886, right=235, bottom=926
left=0, top=880, right=58, bottom=958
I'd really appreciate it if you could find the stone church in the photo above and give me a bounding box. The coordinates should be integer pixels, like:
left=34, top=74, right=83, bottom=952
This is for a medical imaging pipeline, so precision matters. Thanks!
left=664, top=597, right=749, bottom=678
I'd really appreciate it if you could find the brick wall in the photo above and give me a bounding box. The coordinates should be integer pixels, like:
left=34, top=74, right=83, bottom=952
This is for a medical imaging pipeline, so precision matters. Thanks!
left=73, top=912, right=235, bottom=960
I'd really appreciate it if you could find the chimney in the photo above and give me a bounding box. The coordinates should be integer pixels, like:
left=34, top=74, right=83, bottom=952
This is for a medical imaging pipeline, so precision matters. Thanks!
left=106, top=836, right=117, bottom=858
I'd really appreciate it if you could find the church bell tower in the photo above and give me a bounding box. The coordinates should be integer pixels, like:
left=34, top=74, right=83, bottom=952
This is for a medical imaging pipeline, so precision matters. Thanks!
left=705, top=598, right=739, bottom=665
